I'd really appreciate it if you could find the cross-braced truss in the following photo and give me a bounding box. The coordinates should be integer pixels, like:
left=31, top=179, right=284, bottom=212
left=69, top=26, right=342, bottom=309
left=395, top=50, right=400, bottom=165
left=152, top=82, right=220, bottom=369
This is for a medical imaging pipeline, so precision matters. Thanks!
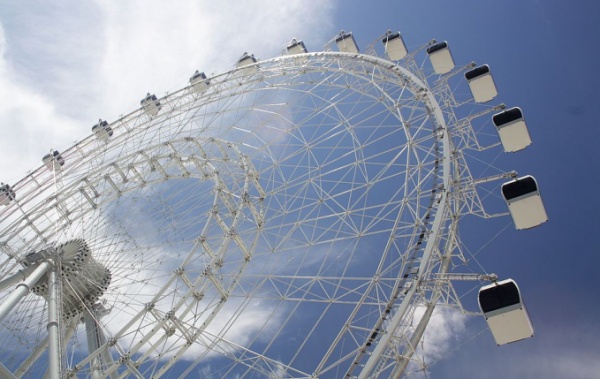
left=0, top=30, right=518, bottom=378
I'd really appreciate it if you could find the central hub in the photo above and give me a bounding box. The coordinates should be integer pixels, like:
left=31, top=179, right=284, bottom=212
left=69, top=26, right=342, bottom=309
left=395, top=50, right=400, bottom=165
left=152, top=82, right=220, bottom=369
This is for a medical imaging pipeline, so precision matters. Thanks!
left=26, top=240, right=111, bottom=319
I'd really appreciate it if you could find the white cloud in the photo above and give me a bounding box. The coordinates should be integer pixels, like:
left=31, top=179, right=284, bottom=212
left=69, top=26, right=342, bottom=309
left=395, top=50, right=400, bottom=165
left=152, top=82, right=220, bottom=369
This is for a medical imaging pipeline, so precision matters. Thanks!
left=96, top=0, right=337, bottom=119
left=0, top=2, right=339, bottom=374
left=404, top=305, right=468, bottom=376
left=418, top=306, right=468, bottom=361
left=0, top=23, right=82, bottom=182
left=0, top=0, right=336, bottom=182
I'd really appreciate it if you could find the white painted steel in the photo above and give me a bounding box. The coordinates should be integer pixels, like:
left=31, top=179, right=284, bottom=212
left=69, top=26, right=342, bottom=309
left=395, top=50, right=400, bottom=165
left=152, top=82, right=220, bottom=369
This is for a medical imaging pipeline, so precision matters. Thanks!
left=0, top=30, right=537, bottom=378
left=46, top=266, right=62, bottom=379
left=0, top=262, right=50, bottom=323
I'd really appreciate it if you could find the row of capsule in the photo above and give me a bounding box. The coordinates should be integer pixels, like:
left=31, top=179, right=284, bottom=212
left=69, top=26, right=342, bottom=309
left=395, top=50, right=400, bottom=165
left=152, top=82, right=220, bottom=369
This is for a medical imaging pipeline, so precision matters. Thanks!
left=2, top=31, right=547, bottom=234
left=329, top=31, right=545, bottom=346
left=0, top=30, right=546, bottom=349
left=96, top=31, right=533, bottom=151
left=293, top=31, right=548, bottom=231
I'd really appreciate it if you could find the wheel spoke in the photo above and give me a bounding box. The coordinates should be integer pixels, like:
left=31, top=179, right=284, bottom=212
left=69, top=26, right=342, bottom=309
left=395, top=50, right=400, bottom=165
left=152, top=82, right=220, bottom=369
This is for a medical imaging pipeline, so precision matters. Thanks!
left=0, top=31, right=528, bottom=378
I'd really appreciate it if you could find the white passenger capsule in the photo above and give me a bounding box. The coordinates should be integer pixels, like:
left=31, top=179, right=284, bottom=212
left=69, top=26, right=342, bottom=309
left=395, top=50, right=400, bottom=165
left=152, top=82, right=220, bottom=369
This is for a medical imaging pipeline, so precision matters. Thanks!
left=140, top=93, right=161, bottom=117
left=427, top=41, right=455, bottom=74
left=286, top=39, right=308, bottom=55
left=43, top=150, right=65, bottom=172
left=189, top=71, right=210, bottom=93
left=335, top=31, right=359, bottom=53
left=382, top=31, right=407, bottom=61
left=502, top=175, right=548, bottom=230
left=92, top=119, right=113, bottom=141
left=237, top=52, right=259, bottom=73
left=493, top=107, right=532, bottom=153
left=479, top=279, right=534, bottom=345
left=465, top=64, right=498, bottom=103
left=0, top=183, right=15, bottom=206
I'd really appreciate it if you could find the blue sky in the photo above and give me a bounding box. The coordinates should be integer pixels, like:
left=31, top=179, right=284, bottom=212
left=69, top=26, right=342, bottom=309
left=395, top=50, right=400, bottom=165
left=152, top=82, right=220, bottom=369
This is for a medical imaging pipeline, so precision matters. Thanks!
left=0, top=1, right=598, bottom=378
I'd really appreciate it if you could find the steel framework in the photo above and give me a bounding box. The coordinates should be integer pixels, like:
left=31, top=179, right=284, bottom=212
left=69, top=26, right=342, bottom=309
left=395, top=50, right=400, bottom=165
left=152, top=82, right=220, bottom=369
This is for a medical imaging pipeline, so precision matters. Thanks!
left=0, top=31, right=519, bottom=378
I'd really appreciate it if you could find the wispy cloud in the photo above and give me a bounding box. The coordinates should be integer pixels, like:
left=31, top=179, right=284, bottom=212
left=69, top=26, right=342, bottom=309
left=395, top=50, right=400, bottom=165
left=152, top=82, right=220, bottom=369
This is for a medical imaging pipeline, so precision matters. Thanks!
left=400, top=305, right=468, bottom=377
left=0, top=23, right=82, bottom=181
left=0, top=0, right=336, bottom=181
left=0, top=2, right=338, bottom=373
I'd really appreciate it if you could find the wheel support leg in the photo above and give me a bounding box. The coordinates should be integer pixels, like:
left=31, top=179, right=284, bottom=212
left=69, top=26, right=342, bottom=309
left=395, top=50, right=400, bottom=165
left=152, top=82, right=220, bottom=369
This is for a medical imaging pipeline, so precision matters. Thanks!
left=85, top=308, right=116, bottom=379
left=0, top=261, right=50, bottom=323
left=0, top=362, right=17, bottom=379
left=47, top=264, right=63, bottom=379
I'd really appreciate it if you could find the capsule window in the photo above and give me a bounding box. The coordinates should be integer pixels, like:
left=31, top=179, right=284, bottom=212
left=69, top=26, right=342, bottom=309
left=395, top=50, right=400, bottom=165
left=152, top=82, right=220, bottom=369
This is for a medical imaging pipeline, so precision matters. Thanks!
left=479, top=281, right=520, bottom=313
left=502, top=176, right=537, bottom=201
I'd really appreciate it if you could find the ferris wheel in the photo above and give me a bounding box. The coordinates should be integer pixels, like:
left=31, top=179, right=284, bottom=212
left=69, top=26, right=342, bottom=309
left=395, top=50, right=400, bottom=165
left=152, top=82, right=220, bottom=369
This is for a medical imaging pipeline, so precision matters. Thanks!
left=0, top=29, right=547, bottom=378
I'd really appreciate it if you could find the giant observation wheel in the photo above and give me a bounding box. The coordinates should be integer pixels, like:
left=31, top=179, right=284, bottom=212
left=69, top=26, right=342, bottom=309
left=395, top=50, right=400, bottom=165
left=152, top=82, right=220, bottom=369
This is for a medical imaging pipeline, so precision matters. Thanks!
left=0, top=30, right=546, bottom=378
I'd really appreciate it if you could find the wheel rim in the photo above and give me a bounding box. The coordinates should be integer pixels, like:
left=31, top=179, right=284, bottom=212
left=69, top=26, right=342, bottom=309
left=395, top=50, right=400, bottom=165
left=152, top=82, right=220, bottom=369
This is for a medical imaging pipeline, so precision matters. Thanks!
left=0, top=50, right=477, bottom=378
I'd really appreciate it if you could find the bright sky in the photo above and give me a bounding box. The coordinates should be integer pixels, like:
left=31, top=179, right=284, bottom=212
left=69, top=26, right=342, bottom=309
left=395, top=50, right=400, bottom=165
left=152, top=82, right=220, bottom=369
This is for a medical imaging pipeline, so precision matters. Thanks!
left=0, top=1, right=598, bottom=378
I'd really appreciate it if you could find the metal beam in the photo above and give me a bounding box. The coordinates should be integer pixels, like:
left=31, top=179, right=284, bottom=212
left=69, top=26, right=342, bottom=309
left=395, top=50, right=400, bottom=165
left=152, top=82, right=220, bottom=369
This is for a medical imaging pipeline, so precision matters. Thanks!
left=47, top=264, right=63, bottom=379
left=0, top=261, right=50, bottom=323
